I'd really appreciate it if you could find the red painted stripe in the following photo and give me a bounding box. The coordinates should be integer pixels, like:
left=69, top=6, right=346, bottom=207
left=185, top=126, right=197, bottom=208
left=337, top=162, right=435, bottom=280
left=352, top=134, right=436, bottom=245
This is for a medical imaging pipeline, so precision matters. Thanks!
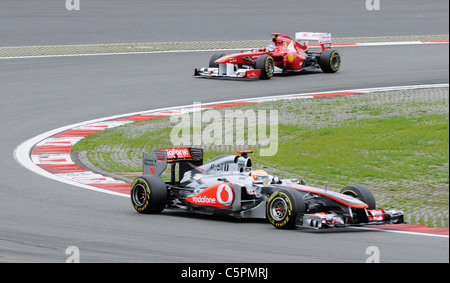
left=86, top=125, right=109, bottom=128
left=39, top=158, right=68, bottom=163
left=31, top=145, right=72, bottom=155
left=420, top=40, right=449, bottom=43
left=311, top=91, right=362, bottom=98
left=204, top=102, right=258, bottom=109
left=52, top=129, right=101, bottom=137
left=89, top=183, right=132, bottom=194
left=112, top=115, right=167, bottom=122
left=37, top=164, right=86, bottom=174
left=44, top=141, right=72, bottom=144
left=369, top=224, right=449, bottom=236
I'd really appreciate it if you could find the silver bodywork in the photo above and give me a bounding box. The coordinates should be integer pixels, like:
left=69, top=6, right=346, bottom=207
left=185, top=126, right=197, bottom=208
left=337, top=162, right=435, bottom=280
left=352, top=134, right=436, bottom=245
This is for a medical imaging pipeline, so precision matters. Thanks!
left=138, top=148, right=404, bottom=229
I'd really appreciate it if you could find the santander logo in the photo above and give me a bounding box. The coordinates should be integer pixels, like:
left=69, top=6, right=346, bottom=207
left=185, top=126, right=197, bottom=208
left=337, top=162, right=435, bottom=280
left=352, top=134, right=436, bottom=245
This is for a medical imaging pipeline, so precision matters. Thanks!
left=216, top=183, right=233, bottom=206
left=186, top=183, right=234, bottom=208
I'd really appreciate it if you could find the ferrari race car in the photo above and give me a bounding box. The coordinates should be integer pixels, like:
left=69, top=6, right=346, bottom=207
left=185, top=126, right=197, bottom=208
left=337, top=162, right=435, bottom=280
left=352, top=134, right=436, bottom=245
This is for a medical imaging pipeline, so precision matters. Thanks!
left=194, top=32, right=341, bottom=80
left=131, top=148, right=404, bottom=229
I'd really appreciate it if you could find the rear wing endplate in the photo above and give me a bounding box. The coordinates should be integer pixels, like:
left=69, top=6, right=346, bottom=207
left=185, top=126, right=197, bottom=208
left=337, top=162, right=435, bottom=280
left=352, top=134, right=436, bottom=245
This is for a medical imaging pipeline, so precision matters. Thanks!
left=295, top=32, right=331, bottom=51
left=143, top=149, right=168, bottom=176
left=143, top=148, right=203, bottom=177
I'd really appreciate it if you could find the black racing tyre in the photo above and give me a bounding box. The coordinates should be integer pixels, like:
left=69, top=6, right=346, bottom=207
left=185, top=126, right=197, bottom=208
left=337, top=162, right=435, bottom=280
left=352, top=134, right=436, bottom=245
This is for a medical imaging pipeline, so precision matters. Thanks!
left=340, top=184, right=376, bottom=209
left=266, top=189, right=305, bottom=229
left=319, top=49, right=341, bottom=73
left=255, top=55, right=274, bottom=79
left=131, top=175, right=168, bottom=214
left=209, top=53, right=226, bottom=68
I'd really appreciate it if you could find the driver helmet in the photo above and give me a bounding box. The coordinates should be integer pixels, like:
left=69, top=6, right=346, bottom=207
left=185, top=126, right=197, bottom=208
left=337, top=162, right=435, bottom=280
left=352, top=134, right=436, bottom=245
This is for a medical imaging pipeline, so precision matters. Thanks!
left=266, top=44, right=275, bottom=52
left=250, top=170, right=270, bottom=184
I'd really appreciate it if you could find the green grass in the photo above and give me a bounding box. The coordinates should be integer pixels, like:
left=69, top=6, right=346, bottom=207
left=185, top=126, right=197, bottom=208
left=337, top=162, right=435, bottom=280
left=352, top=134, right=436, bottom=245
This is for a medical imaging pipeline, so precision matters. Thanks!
left=266, top=115, right=448, bottom=183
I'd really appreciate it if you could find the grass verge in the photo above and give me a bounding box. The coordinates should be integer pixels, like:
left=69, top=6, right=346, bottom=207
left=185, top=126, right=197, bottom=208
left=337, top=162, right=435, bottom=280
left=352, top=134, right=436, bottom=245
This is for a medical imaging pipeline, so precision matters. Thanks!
left=73, top=88, right=449, bottom=227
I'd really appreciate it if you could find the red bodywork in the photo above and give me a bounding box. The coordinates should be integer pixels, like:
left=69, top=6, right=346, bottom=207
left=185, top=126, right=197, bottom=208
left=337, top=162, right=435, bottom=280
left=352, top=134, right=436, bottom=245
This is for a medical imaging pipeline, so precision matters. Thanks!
left=215, top=33, right=328, bottom=71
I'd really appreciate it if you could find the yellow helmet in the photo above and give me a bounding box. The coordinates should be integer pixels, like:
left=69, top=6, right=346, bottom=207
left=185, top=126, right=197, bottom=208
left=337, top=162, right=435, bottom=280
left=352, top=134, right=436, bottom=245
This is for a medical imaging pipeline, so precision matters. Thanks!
left=251, top=170, right=270, bottom=184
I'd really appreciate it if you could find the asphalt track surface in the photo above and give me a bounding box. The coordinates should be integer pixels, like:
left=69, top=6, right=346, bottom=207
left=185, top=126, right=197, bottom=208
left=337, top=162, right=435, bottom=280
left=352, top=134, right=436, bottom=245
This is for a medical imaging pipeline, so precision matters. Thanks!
left=1, top=1, right=449, bottom=263
left=1, top=0, right=449, bottom=45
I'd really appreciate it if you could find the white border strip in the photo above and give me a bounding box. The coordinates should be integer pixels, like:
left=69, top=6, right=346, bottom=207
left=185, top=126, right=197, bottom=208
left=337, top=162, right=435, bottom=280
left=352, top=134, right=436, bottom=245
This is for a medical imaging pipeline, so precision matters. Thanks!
left=1, top=40, right=448, bottom=60
left=349, top=226, right=449, bottom=238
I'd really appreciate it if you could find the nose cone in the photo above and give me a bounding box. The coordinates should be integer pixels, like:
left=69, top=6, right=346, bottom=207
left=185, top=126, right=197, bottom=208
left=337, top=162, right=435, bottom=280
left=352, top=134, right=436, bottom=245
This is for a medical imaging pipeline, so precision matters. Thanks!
left=214, top=55, right=231, bottom=64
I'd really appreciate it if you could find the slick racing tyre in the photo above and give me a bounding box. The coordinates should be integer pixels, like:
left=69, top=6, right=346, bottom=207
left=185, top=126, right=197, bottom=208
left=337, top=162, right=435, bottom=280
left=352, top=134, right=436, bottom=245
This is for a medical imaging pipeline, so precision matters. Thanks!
left=131, top=175, right=167, bottom=214
left=255, top=55, right=274, bottom=79
left=209, top=53, right=226, bottom=68
left=319, top=49, right=341, bottom=73
left=340, top=184, right=376, bottom=209
left=267, top=189, right=305, bottom=229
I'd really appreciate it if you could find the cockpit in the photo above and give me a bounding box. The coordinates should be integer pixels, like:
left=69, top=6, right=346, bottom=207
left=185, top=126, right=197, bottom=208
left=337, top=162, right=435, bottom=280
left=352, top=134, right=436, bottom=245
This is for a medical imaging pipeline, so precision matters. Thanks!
left=179, top=153, right=253, bottom=187
left=266, top=44, right=275, bottom=52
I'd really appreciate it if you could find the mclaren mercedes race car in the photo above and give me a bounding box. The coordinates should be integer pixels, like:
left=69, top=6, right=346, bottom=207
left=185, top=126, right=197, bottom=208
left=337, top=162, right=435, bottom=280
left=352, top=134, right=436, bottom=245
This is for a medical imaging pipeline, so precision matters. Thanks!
left=130, top=148, right=404, bottom=229
left=194, top=32, right=341, bottom=80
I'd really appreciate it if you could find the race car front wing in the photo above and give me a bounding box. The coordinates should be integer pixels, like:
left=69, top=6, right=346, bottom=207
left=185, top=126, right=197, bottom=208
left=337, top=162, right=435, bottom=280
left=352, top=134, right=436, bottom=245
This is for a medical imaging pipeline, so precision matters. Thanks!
left=194, top=65, right=261, bottom=79
left=298, top=209, right=405, bottom=229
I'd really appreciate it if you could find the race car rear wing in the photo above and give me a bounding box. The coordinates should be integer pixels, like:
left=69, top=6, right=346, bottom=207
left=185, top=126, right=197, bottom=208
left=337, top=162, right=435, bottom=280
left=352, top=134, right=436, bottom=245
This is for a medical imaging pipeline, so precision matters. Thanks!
left=143, top=148, right=203, bottom=182
left=295, top=32, right=331, bottom=51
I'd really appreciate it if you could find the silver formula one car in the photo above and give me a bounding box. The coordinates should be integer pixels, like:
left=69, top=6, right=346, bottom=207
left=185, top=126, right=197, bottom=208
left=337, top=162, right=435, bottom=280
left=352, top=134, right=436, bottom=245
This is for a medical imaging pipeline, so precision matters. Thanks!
left=131, top=148, right=404, bottom=229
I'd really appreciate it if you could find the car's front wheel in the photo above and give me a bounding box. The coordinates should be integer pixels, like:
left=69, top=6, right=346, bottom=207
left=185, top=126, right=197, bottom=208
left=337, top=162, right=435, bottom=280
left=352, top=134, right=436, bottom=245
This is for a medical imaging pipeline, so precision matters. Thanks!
left=340, top=184, right=376, bottom=209
left=266, top=189, right=305, bottom=229
left=209, top=53, right=226, bottom=68
left=255, top=55, right=274, bottom=79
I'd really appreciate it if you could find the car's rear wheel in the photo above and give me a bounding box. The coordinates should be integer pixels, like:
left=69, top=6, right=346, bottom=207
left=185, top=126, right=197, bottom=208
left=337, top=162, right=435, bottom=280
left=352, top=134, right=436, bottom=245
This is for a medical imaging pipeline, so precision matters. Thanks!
left=255, top=55, right=274, bottom=79
left=319, top=49, right=341, bottom=73
left=267, top=189, right=305, bottom=229
left=340, top=184, right=376, bottom=209
left=131, top=175, right=167, bottom=214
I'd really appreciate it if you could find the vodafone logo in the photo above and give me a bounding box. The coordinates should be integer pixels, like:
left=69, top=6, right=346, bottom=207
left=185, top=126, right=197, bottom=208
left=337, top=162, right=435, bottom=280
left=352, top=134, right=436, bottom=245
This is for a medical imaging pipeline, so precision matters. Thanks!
left=192, top=195, right=216, bottom=204
left=186, top=183, right=234, bottom=208
left=216, top=184, right=233, bottom=206
left=162, top=148, right=191, bottom=159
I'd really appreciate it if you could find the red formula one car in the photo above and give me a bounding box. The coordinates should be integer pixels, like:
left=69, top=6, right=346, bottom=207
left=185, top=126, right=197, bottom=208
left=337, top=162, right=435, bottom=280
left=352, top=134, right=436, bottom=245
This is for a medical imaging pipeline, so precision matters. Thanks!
left=194, top=32, right=341, bottom=80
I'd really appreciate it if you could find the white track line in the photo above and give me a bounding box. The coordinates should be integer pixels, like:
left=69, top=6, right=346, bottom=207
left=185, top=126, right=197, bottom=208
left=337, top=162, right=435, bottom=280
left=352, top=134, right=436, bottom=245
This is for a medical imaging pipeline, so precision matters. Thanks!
left=1, top=40, right=448, bottom=60
left=348, top=226, right=449, bottom=238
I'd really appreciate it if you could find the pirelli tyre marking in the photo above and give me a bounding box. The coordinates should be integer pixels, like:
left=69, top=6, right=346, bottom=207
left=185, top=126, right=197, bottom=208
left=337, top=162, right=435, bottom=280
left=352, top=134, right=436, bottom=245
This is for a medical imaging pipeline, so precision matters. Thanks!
left=264, top=56, right=274, bottom=78
left=255, top=55, right=274, bottom=79
left=267, top=191, right=294, bottom=228
left=130, top=176, right=167, bottom=214
left=329, top=50, right=341, bottom=72
left=319, top=49, right=341, bottom=73
left=131, top=178, right=151, bottom=212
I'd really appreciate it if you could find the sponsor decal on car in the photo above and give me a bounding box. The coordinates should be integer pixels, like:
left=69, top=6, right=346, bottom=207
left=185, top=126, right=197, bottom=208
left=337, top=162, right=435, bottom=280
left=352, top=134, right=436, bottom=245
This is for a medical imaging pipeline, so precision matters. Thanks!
left=186, top=183, right=234, bottom=208
left=162, top=148, right=192, bottom=160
